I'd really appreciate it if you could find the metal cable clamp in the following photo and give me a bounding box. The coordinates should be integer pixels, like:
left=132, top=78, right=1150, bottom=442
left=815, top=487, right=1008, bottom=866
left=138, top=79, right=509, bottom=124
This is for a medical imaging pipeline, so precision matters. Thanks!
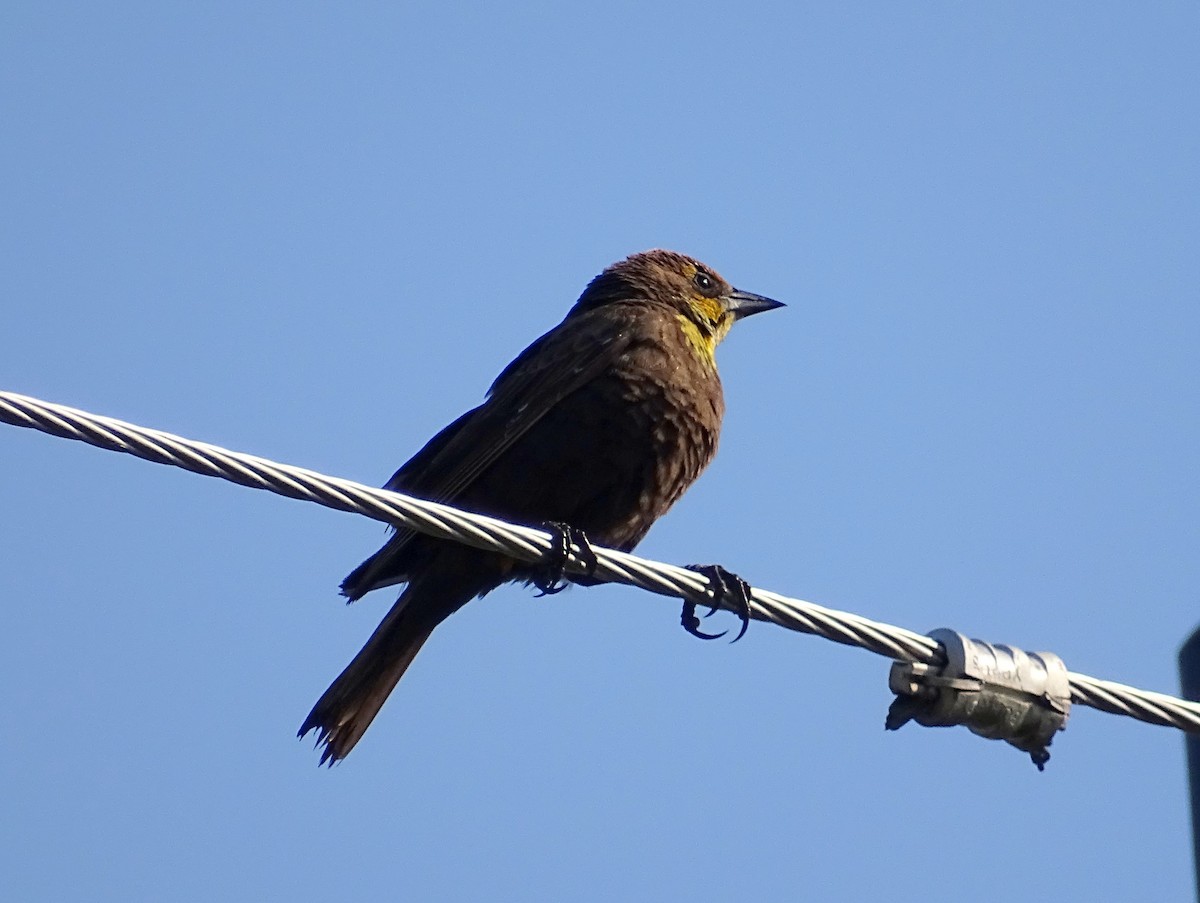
left=886, top=628, right=1071, bottom=770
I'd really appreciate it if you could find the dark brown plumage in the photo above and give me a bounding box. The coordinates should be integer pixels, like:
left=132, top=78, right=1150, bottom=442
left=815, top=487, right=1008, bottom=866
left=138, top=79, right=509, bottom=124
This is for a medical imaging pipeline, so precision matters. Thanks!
left=300, top=249, right=783, bottom=763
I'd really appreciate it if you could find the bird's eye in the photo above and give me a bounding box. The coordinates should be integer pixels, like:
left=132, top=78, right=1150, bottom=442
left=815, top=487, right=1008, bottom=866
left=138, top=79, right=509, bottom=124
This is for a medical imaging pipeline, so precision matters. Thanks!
left=693, top=271, right=716, bottom=295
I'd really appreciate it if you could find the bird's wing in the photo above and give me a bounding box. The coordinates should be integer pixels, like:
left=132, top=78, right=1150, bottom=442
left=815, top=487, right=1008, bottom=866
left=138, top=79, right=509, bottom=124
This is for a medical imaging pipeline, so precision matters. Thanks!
left=388, top=312, right=631, bottom=500
left=344, top=310, right=634, bottom=597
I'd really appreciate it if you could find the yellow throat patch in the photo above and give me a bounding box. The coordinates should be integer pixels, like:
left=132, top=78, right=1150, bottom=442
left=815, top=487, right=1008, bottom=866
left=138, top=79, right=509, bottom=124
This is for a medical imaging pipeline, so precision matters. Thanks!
left=675, top=296, right=731, bottom=369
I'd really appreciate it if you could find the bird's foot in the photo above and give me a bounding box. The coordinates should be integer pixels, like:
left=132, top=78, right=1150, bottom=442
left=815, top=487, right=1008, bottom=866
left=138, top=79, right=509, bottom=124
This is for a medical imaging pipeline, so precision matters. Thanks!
left=533, top=522, right=598, bottom=596
left=681, top=564, right=753, bottom=642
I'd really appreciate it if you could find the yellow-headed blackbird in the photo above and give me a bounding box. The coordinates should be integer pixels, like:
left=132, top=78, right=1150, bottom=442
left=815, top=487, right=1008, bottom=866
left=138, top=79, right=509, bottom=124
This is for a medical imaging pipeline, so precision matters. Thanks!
left=300, top=249, right=783, bottom=762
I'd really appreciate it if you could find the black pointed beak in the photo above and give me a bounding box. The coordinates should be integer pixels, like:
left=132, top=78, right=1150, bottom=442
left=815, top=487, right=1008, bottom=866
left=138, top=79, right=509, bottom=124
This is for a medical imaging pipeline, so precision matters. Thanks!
left=726, top=289, right=786, bottom=321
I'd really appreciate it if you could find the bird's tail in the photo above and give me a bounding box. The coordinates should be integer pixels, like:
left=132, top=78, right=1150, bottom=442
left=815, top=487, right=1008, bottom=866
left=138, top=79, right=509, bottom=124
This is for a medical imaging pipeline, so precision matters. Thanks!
left=299, top=569, right=481, bottom=764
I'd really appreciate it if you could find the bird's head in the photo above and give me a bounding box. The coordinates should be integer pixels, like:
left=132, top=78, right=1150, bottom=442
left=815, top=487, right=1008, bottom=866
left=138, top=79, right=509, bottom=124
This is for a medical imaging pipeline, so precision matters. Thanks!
left=570, top=249, right=784, bottom=365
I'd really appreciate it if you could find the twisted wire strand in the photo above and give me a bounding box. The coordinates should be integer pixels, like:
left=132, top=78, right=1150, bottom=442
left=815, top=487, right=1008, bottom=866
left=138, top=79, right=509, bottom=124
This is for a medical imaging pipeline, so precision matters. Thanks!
left=2, top=389, right=1198, bottom=733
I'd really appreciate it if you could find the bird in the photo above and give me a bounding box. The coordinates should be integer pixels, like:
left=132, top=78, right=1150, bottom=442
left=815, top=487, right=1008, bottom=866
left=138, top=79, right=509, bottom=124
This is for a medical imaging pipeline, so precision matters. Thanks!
left=300, top=249, right=784, bottom=763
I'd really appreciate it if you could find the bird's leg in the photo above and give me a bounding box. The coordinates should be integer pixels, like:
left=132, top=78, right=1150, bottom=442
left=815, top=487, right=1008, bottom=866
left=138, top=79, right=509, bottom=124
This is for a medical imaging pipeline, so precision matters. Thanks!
left=533, top=522, right=598, bottom=596
left=682, top=564, right=753, bottom=642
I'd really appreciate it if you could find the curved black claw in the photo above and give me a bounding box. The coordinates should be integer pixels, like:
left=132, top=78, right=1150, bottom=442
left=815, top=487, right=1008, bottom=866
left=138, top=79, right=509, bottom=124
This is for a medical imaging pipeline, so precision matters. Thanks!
left=681, top=599, right=727, bottom=640
left=533, top=522, right=597, bottom=596
left=683, top=564, right=753, bottom=643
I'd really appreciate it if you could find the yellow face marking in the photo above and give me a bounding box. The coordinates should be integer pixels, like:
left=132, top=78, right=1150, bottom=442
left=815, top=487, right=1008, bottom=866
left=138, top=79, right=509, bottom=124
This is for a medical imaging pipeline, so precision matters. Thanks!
left=676, top=313, right=717, bottom=367
left=675, top=265, right=733, bottom=366
left=694, top=295, right=725, bottom=324
left=676, top=301, right=733, bottom=369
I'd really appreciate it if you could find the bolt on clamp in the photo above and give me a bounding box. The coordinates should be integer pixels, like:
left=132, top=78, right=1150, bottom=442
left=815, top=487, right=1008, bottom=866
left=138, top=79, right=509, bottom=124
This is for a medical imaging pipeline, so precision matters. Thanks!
left=885, top=628, right=1071, bottom=770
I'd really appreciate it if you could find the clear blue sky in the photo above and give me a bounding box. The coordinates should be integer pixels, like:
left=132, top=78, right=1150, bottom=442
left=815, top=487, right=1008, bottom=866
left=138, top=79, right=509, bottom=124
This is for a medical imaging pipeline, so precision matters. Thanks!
left=3, top=3, right=1198, bottom=900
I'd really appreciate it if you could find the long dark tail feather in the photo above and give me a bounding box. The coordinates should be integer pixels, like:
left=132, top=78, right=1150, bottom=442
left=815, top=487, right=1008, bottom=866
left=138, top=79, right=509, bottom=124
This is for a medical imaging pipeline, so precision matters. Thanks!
left=299, top=572, right=479, bottom=765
